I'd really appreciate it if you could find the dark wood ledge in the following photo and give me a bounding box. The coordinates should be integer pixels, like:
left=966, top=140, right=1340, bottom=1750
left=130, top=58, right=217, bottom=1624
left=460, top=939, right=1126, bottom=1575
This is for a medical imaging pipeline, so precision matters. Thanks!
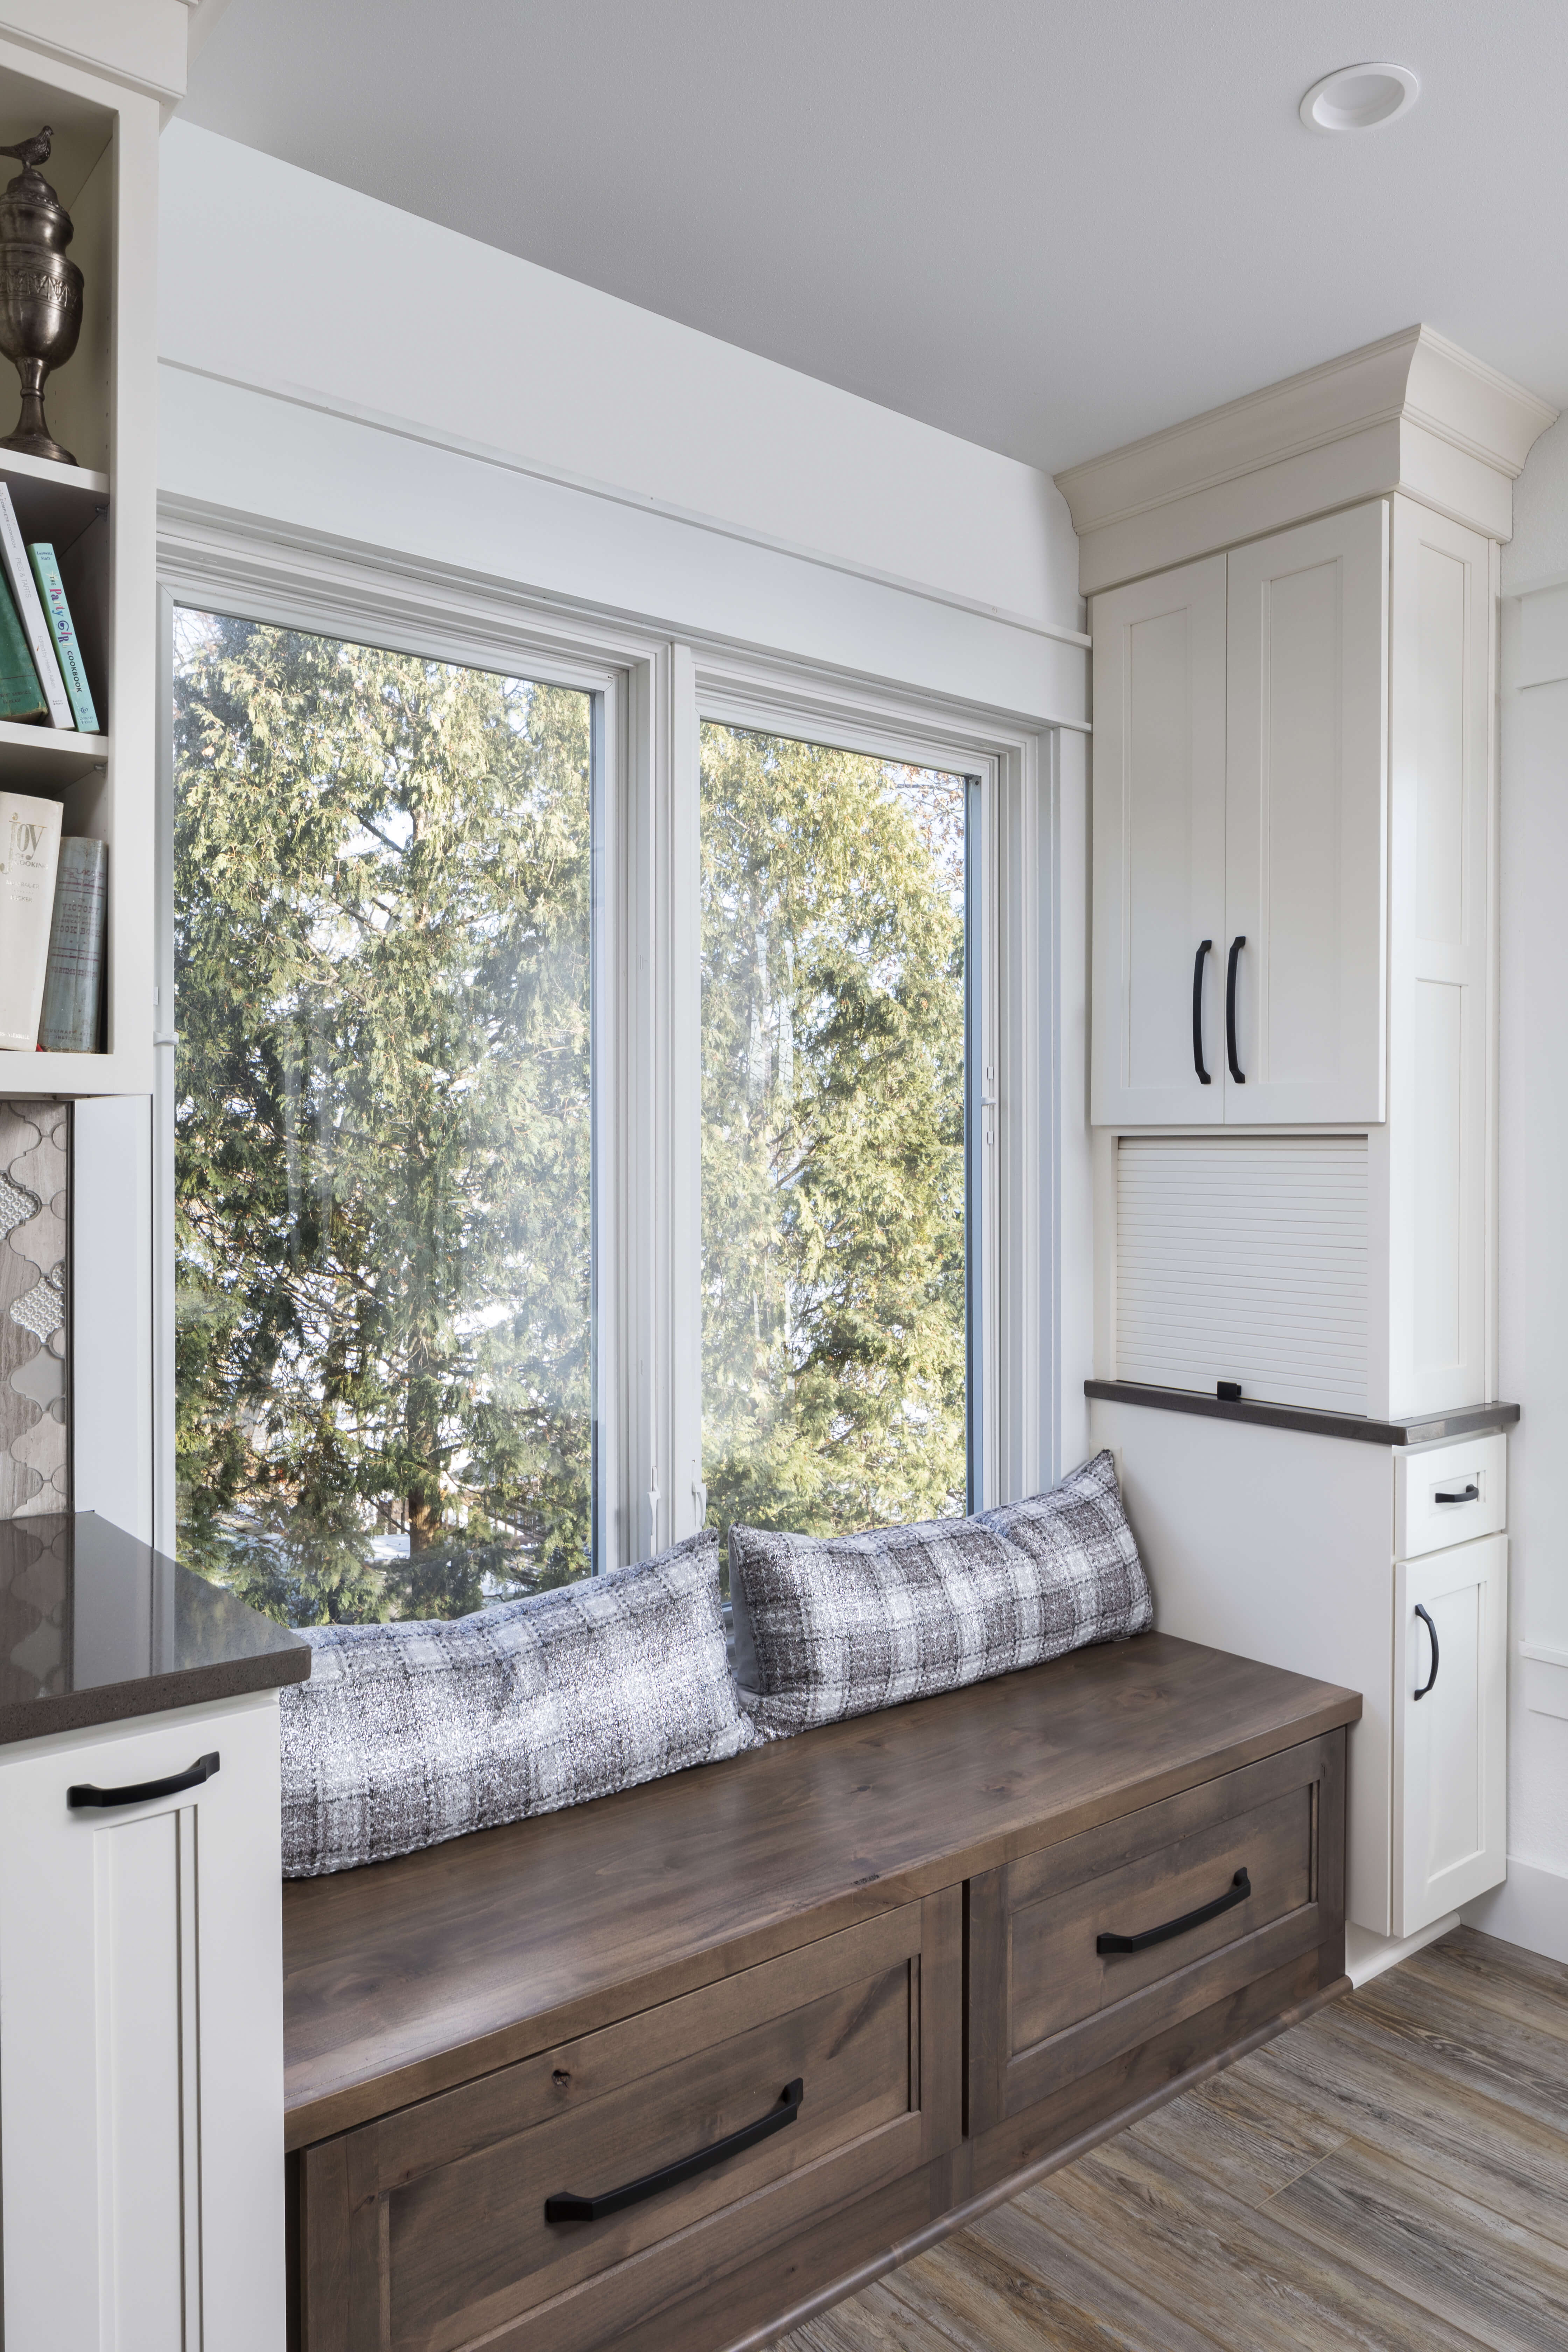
left=1086, top=1379, right=1520, bottom=1448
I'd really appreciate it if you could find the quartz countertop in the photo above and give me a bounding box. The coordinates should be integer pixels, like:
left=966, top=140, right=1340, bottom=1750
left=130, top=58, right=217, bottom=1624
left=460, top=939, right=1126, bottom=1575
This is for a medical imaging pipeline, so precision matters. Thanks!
left=0, top=1512, right=310, bottom=1743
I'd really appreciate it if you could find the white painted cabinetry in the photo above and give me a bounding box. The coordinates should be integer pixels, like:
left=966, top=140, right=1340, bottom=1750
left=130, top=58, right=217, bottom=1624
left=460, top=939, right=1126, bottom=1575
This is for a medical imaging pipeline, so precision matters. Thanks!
left=1090, top=553, right=1226, bottom=1125
left=1091, top=505, right=1388, bottom=1129
left=0, top=1692, right=287, bottom=2350
left=1090, top=1398, right=1511, bottom=1942
left=1394, top=1533, right=1508, bottom=1936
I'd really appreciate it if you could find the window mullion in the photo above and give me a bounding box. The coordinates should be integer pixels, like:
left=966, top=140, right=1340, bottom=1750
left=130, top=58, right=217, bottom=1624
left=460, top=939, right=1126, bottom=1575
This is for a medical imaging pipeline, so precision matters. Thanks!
left=614, top=643, right=702, bottom=1569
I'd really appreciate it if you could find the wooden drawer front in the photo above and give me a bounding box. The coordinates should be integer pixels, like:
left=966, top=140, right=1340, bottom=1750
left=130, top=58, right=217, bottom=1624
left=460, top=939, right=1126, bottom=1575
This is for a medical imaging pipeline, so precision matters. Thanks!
left=301, top=1896, right=959, bottom=2352
left=969, top=1732, right=1344, bottom=2134
left=1395, top=1433, right=1506, bottom=1560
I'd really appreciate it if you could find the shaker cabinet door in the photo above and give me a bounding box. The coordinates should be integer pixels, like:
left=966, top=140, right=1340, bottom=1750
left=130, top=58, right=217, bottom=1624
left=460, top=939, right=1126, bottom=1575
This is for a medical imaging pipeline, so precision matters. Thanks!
left=1224, top=504, right=1390, bottom=1124
left=1393, top=1534, right=1507, bottom=1938
left=0, top=1693, right=287, bottom=2352
left=1090, top=554, right=1228, bottom=1125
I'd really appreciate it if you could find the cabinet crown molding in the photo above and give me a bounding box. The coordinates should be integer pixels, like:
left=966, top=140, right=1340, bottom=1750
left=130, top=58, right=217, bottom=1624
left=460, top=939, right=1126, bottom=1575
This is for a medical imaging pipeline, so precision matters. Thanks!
left=1057, top=326, right=1558, bottom=596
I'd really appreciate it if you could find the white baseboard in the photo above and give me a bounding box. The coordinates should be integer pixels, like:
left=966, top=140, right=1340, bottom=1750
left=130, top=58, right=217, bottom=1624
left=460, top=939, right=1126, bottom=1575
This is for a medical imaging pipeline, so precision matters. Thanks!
left=1463, top=1857, right=1568, bottom=1965
left=1345, top=1911, right=1460, bottom=1988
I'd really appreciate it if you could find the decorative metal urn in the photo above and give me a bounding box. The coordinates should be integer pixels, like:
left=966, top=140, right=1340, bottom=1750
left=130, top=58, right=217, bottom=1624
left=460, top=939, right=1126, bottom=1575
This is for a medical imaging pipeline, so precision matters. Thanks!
left=0, top=129, right=81, bottom=467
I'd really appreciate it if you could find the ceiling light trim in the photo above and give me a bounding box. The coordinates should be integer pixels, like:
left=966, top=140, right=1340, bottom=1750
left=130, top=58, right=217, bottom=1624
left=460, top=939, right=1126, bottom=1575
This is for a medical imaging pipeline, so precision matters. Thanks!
left=1300, top=62, right=1420, bottom=136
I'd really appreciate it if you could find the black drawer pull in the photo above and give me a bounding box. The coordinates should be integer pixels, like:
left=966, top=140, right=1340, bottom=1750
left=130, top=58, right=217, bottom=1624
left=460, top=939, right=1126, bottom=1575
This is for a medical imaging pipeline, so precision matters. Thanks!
left=1414, top=1603, right=1440, bottom=1700
left=1192, top=939, right=1213, bottom=1084
left=544, top=2077, right=804, bottom=2223
left=68, top=1751, right=220, bottom=1810
left=1098, top=1867, right=1251, bottom=1956
left=1434, top=1484, right=1479, bottom=1505
left=1225, top=935, right=1246, bottom=1083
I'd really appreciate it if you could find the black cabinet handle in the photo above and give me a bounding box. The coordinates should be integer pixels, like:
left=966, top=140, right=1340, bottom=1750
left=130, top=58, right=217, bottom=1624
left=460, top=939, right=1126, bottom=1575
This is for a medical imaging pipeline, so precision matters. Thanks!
left=68, top=1751, right=220, bottom=1811
left=1225, top=935, right=1246, bottom=1083
left=1435, top=1484, right=1479, bottom=1505
left=1097, top=1867, right=1251, bottom=1956
left=545, top=2077, right=804, bottom=2223
left=1192, top=939, right=1213, bottom=1084
left=1414, top=1603, right=1440, bottom=1700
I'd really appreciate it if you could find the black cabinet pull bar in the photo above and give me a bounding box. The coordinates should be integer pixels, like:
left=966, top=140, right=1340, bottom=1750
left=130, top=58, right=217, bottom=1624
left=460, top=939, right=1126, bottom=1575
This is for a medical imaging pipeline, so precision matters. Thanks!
left=1435, top=1484, right=1479, bottom=1505
left=68, top=1751, right=220, bottom=1811
left=1225, top=935, right=1246, bottom=1083
left=1414, top=1604, right=1440, bottom=1700
left=1192, top=939, right=1213, bottom=1083
left=1098, top=1867, right=1251, bottom=1955
left=545, top=2077, right=804, bottom=2223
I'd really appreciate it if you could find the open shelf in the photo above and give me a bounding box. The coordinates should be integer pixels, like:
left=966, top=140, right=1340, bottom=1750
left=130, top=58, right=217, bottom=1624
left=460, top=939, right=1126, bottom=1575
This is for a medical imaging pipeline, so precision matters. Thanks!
left=0, top=451, right=109, bottom=549
left=0, top=721, right=109, bottom=792
left=0, top=34, right=147, bottom=1099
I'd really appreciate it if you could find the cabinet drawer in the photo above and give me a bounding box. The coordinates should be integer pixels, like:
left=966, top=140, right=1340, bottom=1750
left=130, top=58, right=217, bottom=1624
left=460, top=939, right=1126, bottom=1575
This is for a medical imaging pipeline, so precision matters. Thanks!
left=1395, top=1433, right=1506, bottom=1559
left=968, top=1732, right=1344, bottom=2135
left=300, top=1898, right=957, bottom=2352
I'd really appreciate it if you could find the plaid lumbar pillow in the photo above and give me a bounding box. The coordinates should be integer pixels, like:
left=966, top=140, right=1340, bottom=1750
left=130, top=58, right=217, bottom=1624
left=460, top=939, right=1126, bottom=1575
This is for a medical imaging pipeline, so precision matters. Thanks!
left=281, top=1529, right=753, bottom=1877
left=728, top=1450, right=1152, bottom=1740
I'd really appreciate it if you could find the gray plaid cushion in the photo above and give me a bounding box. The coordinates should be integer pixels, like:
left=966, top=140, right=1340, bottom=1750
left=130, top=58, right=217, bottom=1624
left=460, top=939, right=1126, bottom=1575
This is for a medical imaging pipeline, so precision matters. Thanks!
left=280, top=1530, right=752, bottom=1877
left=729, top=1451, right=1152, bottom=1738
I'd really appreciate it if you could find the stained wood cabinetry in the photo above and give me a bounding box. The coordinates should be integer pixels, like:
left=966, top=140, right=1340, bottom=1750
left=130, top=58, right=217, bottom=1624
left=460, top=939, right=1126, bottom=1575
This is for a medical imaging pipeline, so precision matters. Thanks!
left=287, top=1637, right=1357, bottom=2352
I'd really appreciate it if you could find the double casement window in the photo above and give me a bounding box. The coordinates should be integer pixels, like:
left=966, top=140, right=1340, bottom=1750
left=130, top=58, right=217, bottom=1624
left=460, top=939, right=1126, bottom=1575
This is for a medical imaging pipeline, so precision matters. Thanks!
left=155, top=565, right=1057, bottom=1624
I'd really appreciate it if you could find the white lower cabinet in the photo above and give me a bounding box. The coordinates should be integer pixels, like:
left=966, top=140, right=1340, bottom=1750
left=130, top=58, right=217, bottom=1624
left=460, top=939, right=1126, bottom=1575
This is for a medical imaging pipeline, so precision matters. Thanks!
left=1393, top=1535, right=1508, bottom=1938
left=0, top=1690, right=286, bottom=2351
left=1087, top=1400, right=1510, bottom=1946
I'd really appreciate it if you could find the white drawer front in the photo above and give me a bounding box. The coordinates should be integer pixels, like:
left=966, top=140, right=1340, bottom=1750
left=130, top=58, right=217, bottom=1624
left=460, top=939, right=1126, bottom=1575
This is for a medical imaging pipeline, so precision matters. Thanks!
left=1395, top=1432, right=1506, bottom=1560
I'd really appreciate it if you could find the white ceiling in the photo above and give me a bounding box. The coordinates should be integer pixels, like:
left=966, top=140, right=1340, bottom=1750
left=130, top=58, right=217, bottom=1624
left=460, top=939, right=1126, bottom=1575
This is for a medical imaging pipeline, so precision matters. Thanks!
left=178, top=0, right=1568, bottom=478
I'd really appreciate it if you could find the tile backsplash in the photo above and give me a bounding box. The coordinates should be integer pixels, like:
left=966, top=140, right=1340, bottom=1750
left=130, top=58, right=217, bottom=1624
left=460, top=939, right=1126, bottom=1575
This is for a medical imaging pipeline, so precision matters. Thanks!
left=0, top=1102, right=66, bottom=1519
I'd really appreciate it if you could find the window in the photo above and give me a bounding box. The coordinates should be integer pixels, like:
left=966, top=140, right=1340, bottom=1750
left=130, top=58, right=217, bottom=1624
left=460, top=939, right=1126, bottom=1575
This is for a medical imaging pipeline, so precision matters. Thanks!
left=170, top=612, right=595, bottom=1623
left=153, top=558, right=1055, bottom=1625
left=699, top=723, right=974, bottom=1552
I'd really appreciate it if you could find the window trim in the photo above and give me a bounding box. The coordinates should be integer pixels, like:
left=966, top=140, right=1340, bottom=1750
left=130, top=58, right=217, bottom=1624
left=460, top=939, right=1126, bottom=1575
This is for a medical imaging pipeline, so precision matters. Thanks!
left=151, top=508, right=1063, bottom=1575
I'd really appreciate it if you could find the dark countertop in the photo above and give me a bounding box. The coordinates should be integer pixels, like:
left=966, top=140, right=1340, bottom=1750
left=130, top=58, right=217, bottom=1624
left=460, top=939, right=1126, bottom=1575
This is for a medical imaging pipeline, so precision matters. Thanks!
left=0, top=1512, right=310, bottom=1743
left=1086, top=1379, right=1521, bottom=1448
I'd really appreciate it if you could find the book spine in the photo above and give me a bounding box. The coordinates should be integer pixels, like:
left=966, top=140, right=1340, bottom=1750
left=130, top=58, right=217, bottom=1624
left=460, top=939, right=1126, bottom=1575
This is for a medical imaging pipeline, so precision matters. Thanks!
left=26, top=545, right=98, bottom=733
left=37, top=835, right=106, bottom=1053
left=0, top=488, right=70, bottom=729
left=0, top=792, right=63, bottom=1049
left=0, top=575, right=45, bottom=722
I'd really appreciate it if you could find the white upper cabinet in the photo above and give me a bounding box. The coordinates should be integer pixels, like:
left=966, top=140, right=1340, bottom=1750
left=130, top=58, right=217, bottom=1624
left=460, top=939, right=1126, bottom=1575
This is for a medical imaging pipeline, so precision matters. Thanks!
left=1225, top=504, right=1389, bottom=1124
left=1091, top=503, right=1389, bottom=1127
left=1090, top=554, right=1227, bottom=1125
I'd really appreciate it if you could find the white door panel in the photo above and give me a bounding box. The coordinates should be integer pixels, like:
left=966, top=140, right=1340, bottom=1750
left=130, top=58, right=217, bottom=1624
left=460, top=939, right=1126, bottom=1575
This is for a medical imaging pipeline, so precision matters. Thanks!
left=1091, top=554, right=1227, bottom=1124
left=1225, top=504, right=1389, bottom=1123
left=1393, top=1534, right=1507, bottom=1937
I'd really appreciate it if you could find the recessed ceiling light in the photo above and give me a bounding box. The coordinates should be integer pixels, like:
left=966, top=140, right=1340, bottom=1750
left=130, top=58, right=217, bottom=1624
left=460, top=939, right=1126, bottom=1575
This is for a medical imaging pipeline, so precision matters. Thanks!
left=1300, top=62, right=1420, bottom=134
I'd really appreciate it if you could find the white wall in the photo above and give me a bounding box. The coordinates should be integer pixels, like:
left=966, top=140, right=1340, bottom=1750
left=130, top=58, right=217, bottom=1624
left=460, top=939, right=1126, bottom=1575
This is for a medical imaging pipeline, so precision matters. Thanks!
left=156, top=123, right=1086, bottom=722
left=1463, top=414, right=1568, bottom=1963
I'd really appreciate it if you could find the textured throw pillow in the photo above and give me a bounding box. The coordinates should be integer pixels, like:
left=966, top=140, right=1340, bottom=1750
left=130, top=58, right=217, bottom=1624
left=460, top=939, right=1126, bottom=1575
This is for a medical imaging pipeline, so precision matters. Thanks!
left=280, top=1529, right=753, bottom=1877
left=729, top=1450, right=1152, bottom=1738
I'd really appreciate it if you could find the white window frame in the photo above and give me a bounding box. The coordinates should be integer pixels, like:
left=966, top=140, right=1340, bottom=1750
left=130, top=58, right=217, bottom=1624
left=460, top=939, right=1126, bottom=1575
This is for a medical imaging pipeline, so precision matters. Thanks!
left=134, top=513, right=1063, bottom=1568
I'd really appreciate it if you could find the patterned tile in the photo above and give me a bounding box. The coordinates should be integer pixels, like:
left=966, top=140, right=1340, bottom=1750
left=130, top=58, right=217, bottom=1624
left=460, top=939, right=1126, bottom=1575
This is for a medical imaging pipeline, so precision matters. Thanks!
left=0, top=1102, right=66, bottom=1519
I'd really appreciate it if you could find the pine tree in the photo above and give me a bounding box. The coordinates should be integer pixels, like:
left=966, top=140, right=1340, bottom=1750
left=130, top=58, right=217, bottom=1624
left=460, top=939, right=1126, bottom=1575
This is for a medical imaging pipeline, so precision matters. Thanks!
left=700, top=725, right=967, bottom=1554
left=173, top=615, right=593, bottom=1623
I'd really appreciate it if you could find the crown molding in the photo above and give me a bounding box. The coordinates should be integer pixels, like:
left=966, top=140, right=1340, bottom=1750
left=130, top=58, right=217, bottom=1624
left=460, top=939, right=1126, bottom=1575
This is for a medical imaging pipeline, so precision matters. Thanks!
left=0, top=4, right=189, bottom=102
left=1056, top=327, right=1558, bottom=595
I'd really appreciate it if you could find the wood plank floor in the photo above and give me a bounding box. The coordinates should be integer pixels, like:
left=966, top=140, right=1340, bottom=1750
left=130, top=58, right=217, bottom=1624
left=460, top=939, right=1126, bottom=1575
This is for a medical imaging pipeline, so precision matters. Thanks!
left=781, top=1928, right=1568, bottom=2352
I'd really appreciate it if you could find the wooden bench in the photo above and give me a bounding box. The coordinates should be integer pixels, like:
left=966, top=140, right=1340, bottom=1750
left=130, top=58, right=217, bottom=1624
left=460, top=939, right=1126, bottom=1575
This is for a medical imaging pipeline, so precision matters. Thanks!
left=284, top=1631, right=1359, bottom=2351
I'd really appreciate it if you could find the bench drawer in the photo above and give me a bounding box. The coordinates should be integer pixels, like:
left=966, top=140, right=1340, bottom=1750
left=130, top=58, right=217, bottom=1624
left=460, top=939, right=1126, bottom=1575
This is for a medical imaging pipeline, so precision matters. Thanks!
left=300, top=1897, right=958, bottom=2352
left=968, top=1731, right=1345, bottom=2135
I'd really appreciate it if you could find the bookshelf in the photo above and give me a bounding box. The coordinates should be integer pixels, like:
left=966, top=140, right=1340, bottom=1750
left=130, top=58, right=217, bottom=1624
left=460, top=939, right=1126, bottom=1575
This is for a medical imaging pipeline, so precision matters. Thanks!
left=0, top=38, right=158, bottom=1096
